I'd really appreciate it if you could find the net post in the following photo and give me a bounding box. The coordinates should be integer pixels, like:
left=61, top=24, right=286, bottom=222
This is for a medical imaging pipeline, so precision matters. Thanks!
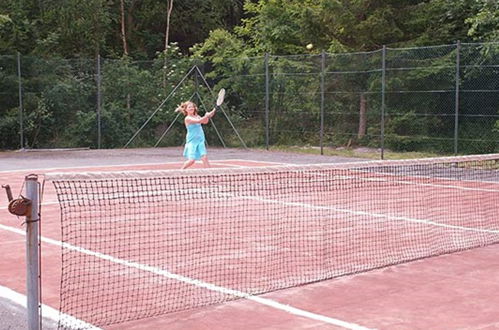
left=25, top=174, right=40, bottom=330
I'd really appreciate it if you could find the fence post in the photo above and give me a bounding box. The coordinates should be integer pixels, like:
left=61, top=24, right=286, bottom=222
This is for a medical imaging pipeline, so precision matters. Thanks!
left=454, top=40, right=461, bottom=155
left=265, top=53, right=270, bottom=150
left=194, top=64, right=200, bottom=104
left=17, top=52, right=24, bottom=150
left=96, top=54, right=102, bottom=149
left=381, top=45, right=386, bottom=159
left=320, top=51, right=326, bottom=155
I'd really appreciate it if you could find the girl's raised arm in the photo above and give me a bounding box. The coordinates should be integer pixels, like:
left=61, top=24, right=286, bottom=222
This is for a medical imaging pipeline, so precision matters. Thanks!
left=185, top=114, right=211, bottom=125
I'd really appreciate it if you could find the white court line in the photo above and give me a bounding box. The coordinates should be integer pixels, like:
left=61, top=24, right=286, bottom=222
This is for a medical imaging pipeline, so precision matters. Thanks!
left=1, top=239, right=25, bottom=244
left=235, top=194, right=499, bottom=234
left=210, top=162, right=248, bottom=168
left=0, top=158, right=285, bottom=174
left=0, top=161, right=183, bottom=174
left=219, top=159, right=292, bottom=165
left=334, top=174, right=499, bottom=193
left=0, top=223, right=372, bottom=330
left=0, top=285, right=101, bottom=330
left=210, top=162, right=285, bottom=168
left=347, top=168, right=499, bottom=186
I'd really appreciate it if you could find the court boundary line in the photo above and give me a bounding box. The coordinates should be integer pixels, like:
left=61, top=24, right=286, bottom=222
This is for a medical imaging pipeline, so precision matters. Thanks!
left=210, top=162, right=248, bottom=168
left=0, top=223, right=371, bottom=330
left=236, top=194, right=499, bottom=234
left=0, top=159, right=281, bottom=174
left=347, top=168, right=499, bottom=186
left=0, top=285, right=101, bottom=330
left=334, top=174, right=499, bottom=193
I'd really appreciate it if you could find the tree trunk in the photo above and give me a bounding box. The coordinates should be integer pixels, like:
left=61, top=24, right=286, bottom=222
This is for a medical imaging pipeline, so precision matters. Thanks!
left=120, top=0, right=129, bottom=56
left=120, top=0, right=131, bottom=111
left=358, top=93, right=367, bottom=139
left=163, top=0, right=174, bottom=88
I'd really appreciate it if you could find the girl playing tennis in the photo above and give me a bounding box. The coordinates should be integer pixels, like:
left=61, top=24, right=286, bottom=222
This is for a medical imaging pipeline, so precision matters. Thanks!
left=176, top=101, right=215, bottom=169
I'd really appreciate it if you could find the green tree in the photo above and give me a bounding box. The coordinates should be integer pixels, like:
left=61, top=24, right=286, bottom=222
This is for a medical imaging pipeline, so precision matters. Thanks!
left=466, top=0, right=499, bottom=41
left=36, top=0, right=113, bottom=57
left=235, top=0, right=428, bottom=54
left=0, top=0, right=40, bottom=54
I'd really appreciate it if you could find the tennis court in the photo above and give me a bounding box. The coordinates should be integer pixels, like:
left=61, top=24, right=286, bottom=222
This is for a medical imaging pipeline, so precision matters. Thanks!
left=1, top=147, right=499, bottom=330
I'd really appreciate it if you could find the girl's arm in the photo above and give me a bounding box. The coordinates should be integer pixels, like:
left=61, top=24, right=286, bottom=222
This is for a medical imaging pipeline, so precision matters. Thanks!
left=185, top=114, right=211, bottom=125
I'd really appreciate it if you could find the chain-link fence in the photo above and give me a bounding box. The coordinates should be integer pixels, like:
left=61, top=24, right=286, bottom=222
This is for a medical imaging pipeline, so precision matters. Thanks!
left=1, top=41, right=498, bottom=156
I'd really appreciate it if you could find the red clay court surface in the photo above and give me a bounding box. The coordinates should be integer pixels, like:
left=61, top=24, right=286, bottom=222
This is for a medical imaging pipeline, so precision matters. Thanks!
left=1, top=148, right=499, bottom=330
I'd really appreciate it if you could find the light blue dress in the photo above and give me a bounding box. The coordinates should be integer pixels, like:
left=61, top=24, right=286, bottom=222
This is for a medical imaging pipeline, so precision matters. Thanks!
left=183, top=123, right=207, bottom=160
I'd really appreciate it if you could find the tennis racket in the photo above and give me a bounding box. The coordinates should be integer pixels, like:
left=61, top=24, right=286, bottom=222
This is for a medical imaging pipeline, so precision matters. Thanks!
left=216, top=88, right=225, bottom=107
left=208, top=88, right=225, bottom=118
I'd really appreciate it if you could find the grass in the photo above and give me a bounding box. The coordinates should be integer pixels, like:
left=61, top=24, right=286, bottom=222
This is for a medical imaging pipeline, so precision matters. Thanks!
left=264, top=145, right=446, bottom=160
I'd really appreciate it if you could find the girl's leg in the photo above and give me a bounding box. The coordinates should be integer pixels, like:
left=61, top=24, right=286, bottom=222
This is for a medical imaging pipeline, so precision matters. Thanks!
left=200, top=155, right=210, bottom=168
left=181, top=159, right=196, bottom=169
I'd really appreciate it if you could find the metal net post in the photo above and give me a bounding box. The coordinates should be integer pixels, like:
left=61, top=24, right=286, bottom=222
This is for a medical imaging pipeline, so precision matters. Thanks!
left=25, top=175, right=40, bottom=330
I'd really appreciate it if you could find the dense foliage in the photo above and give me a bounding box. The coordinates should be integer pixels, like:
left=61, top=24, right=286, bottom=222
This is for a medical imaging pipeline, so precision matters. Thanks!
left=0, top=0, right=498, bottom=153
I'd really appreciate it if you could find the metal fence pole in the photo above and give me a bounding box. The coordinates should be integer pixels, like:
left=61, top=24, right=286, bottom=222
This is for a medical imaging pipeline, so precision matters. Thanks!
left=17, top=52, right=24, bottom=150
left=454, top=40, right=461, bottom=155
left=25, top=175, right=40, bottom=330
left=320, top=51, right=325, bottom=155
left=194, top=66, right=200, bottom=104
left=96, top=55, right=102, bottom=149
left=265, top=53, right=270, bottom=150
left=381, top=46, right=386, bottom=159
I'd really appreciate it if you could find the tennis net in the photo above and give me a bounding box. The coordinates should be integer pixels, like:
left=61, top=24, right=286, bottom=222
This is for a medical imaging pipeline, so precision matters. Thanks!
left=46, top=154, right=499, bottom=329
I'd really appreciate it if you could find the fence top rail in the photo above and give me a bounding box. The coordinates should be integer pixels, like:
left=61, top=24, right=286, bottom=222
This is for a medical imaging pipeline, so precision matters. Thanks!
left=461, top=41, right=499, bottom=46
left=4, top=41, right=499, bottom=63
left=386, top=43, right=457, bottom=51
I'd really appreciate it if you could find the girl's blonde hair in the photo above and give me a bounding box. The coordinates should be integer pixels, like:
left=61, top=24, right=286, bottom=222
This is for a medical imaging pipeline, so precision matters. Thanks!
left=175, top=101, right=198, bottom=116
